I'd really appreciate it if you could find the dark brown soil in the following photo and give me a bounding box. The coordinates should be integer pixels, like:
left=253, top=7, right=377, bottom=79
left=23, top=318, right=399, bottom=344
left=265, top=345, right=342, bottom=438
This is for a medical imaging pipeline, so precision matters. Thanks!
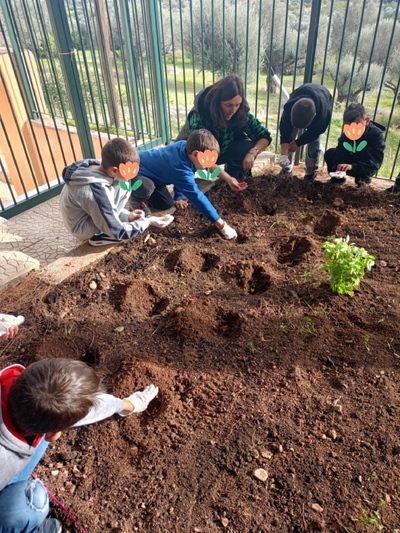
left=1, top=173, right=400, bottom=533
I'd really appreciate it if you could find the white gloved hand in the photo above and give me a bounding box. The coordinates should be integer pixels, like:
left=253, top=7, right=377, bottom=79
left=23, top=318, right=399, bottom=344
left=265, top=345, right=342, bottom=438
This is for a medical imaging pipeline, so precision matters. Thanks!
left=0, top=314, right=24, bottom=336
left=220, top=222, right=237, bottom=240
left=121, top=384, right=159, bottom=415
left=278, top=156, right=291, bottom=168
left=147, top=215, right=174, bottom=228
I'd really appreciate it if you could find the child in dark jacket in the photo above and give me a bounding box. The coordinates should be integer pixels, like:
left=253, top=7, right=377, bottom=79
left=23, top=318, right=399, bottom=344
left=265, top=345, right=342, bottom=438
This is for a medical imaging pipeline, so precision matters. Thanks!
left=0, top=358, right=158, bottom=533
left=278, top=83, right=332, bottom=182
left=325, top=103, right=386, bottom=188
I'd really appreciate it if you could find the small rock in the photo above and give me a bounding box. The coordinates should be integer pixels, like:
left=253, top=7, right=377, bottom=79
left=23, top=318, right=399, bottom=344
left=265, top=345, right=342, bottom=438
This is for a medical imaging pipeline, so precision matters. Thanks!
left=311, top=503, right=323, bottom=513
left=261, top=450, right=273, bottom=460
left=332, top=197, right=344, bottom=207
left=194, top=528, right=202, bottom=533
left=51, top=470, right=59, bottom=476
left=380, top=260, right=387, bottom=267
left=114, top=326, right=124, bottom=333
left=253, top=468, right=268, bottom=482
left=147, top=237, right=157, bottom=246
left=278, top=444, right=284, bottom=453
left=328, top=429, right=338, bottom=440
left=220, top=517, right=229, bottom=528
left=205, top=290, right=212, bottom=295
left=89, top=281, right=97, bottom=290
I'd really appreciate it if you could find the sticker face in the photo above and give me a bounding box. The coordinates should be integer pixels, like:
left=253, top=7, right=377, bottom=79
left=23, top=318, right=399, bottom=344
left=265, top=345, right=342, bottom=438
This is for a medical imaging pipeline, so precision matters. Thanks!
left=196, top=149, right=219, bottom=168
left=343, top=122, right=367, bottom=153
left=195, top=150, right=220, bottom=180
left=119, top=161, right=139, bottom=179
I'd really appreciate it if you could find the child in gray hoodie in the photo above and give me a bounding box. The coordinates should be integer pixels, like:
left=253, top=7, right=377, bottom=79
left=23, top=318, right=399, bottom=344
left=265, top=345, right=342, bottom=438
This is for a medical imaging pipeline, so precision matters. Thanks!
left=0, top=358, right=158, bottom=532
left=60, top=138, right=173, bottom=246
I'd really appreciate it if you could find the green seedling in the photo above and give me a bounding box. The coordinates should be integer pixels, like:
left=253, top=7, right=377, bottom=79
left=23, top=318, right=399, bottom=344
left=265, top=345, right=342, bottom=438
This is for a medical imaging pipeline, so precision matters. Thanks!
left=280, top=323, right=288, bottom=333
left=246, top=341, right=258, bottom=354
left=363, top=334, right=371, bottom=352
left=357, top=508, right=384, bottom=531
left=321, top=236, right=375, bottom=296
left=298, top=316, right=318, bottom=336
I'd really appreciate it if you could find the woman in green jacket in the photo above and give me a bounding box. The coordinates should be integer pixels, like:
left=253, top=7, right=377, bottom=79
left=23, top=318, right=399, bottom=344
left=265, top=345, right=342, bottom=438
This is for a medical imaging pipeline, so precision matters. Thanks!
left=177, top=75, right=272, bottom=190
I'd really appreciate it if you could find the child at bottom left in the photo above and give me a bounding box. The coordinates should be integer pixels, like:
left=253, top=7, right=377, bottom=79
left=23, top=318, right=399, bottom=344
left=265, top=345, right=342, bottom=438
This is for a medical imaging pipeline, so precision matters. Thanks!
left=0, top=358, right=158, bottom=533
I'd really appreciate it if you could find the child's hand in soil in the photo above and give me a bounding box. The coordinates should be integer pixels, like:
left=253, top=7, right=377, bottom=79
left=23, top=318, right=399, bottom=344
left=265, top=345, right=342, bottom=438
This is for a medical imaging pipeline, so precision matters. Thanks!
left=278, top=155, right=291, bottom=168
left=174, top=200, right=188, bottom=210
left=218, top=221, right=238, bottom=240
left=120, top=384, right=159, bottom=415
left=128, top=209, right=145, bottom=222
left=0, top=314, right=24, bottom=341
left=227, top=177, right=248, bottom=192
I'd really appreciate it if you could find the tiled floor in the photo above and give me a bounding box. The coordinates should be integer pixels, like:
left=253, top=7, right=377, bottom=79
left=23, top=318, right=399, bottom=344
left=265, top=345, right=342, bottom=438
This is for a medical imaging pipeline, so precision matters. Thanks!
left=0, top=196, right=82, bottom=289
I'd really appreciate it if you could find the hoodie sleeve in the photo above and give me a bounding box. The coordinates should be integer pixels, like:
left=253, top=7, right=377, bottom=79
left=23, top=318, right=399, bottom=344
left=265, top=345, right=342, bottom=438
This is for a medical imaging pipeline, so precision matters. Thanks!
left=243, top=113, right=272, bottom=144
left=351, top=131, right=386, bottom=176
left=73, top=393, right=125, bottom=427
left=86, top=182, right=151, bottom=240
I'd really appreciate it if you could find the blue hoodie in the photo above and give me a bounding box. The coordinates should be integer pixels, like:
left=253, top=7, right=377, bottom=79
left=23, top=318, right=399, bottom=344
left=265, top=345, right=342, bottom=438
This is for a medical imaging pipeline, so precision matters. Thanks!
left=139, top=142, right=220, bottom=223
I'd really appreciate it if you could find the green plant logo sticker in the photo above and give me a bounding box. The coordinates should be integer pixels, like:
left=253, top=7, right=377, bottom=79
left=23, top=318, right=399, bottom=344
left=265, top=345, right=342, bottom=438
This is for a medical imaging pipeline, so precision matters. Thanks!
left=196, top=150, right=221, bottom=180
left=118, top=161, right=143, bottom=192
left=343, top=122, right=367, bottom=153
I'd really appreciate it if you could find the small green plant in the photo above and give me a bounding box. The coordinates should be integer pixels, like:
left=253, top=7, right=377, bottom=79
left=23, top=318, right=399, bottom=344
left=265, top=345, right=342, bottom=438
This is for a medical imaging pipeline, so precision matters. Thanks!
left=357, top=508, right=384, bottom=531
left=363, top=334, right=371, bottom=351
left=321, top=236, right=375, bottom=296
left=298, top=316, right=318, bottom=336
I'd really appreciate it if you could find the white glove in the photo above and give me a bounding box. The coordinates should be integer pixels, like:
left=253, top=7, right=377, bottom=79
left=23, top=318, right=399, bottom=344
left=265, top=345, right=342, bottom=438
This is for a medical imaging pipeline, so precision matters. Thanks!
left=220, top=222, right=237, bottom=240
left=0, top=314, right=24, bottom=336
left=121, top=384, right=159, bottom=415
left=329, top=171, right=347, bottom=179
left=147, top=215, right=174, bottom=228
left=278, top=156, right=291, bottom=168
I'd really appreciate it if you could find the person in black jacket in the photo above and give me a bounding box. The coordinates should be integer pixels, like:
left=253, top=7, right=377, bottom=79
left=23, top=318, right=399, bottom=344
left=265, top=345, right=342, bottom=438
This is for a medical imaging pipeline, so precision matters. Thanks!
left=325, top=103, right=386, bottom=188
left=278, top=83, right=332, bottom=182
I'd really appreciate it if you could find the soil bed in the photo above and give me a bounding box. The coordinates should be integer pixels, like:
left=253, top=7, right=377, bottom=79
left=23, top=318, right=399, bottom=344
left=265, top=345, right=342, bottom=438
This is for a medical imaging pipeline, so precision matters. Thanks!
left=1, top=173, right=400, bottom=533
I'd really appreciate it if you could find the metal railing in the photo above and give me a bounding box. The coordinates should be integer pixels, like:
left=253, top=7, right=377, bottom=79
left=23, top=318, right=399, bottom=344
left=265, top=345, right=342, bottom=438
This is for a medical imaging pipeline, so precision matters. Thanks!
left=0, top=0, right=399, bottom=217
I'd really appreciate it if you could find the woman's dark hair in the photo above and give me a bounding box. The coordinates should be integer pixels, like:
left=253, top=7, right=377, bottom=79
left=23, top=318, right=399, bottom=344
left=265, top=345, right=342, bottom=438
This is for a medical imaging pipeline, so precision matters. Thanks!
left=8, top=359, right=104, bottom=435
left=204, top=75, right=250, bottom=129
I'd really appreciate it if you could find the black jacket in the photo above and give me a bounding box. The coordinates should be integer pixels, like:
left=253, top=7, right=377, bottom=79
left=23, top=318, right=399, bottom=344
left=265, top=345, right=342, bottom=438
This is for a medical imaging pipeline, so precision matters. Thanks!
left=279, top=83, right=332, bottom=146
left=325, top=121, right=386, bottom=177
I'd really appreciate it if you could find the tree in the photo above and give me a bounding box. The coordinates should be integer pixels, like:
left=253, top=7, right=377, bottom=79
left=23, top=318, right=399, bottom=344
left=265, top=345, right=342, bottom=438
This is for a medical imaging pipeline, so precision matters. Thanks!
left=327, top=55, right=383, bottom=102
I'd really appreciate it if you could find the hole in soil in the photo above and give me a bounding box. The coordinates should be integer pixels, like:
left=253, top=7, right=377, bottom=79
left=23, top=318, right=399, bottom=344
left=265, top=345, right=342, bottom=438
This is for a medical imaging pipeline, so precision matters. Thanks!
left=261, top=203, right=277, bottom=216
left=277, top=237, right=312, bottom=266
left=218, top=310, right=243, bottom=336
left=236, top=262, right=272, bottom=294
left=44, top=291, right=59, bottom=305
left=82, top=346, right=100, bottom=366
left=248, top=265, right=271, bottom=294
left=201, top=252, right=220, bottom=272
left=314, top=210, right=342, bottom=237
left=152, top=297, right=170, bottom=315
left=236, top=234, right=249, bottom=244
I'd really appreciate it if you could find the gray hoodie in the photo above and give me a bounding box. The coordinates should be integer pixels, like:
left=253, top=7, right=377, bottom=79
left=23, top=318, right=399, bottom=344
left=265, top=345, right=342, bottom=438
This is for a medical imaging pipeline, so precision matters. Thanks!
left=60, top=159, right=150, bottom=240
left=0, top=364, right=125, bottom=491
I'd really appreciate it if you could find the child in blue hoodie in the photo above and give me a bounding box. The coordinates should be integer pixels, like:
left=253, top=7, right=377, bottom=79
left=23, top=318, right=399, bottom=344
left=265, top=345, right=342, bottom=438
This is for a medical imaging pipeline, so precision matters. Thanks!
left=131, top=129, right=238, bottom=239
left=60, top=138, right=173, bottom=246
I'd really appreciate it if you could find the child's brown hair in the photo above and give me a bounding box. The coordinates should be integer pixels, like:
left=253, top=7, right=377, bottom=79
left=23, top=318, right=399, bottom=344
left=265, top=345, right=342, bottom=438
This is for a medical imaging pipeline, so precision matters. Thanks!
left=8, top=359, right=104, bottom=435
left=101, top=138, right=139, bottom=169
left=185, top=129, right=220, bottom=154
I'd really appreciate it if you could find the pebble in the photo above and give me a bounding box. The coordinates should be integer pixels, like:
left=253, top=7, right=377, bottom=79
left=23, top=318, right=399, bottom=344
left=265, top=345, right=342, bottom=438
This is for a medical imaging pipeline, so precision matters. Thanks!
left=380, top=260, right=387, bottom=267
left=51, top=470, right=59, bottom=476
left=147, top=237, right=157, bottom=246
left=311, top=503, right=323, bottom=513
left=89, top=281, right=97, bottom=290
left=220, top=517, right=229, bottom=528
left=328, top=429, right=338, bottom=440
left=332, top=197, right=344, bottom=207
left=253, top=468, right=268, bottom=482
left=261, top=450, right=273, bottom=459
left=114, top=326, right=124, bottom=333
